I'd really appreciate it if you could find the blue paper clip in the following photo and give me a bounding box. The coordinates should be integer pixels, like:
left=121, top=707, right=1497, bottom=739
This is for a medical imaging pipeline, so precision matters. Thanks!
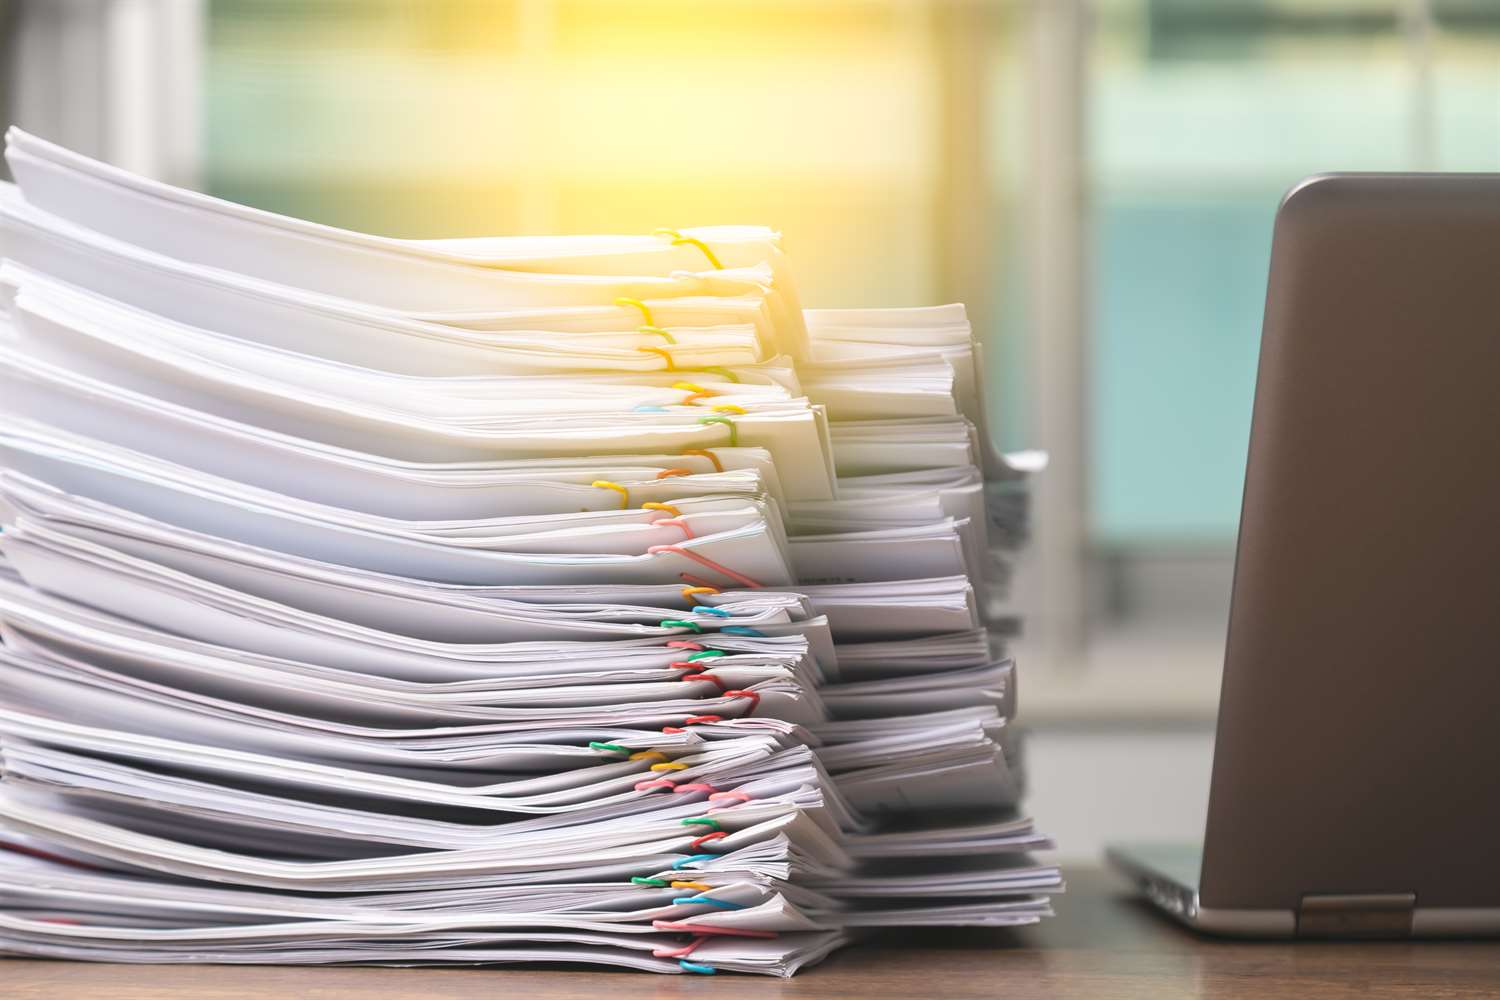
left=671, top=895, right=747, bottom=910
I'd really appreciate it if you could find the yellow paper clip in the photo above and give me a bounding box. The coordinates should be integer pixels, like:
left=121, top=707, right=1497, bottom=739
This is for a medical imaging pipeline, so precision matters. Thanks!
left=651, top=761, right=690, bottom=772
left=592, top=480, right=630, bottom=509
left=682, top=586, right=720, bottom=605
left=615, top=296, right=654, bottom=327
left=654, top=228, right=724, bottom=270
left=629, top=750, right=669, bottom=763
left=711, top=404, right=747, bottom=415
left=643, top=502, right=683, bottom=517
left=639, top=345, right=677, bottom=371
left=670, top=880, right=712, bottom=891
left=639, top=325, right=676, bottom=344
left=672, top=381, right=715, bottom=404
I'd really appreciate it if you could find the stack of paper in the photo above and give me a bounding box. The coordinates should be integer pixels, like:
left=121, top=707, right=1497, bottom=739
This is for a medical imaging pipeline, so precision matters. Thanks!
left=0, top=127, right=1058, bottom=977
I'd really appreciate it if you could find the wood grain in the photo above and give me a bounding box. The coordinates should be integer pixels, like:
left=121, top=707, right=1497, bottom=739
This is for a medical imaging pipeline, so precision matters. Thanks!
left=6, top=869, right=1500, bottom=999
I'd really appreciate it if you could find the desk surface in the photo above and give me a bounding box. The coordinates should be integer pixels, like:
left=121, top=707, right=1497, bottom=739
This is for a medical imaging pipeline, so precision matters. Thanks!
left=7, top=869, right=1500, bottom=1000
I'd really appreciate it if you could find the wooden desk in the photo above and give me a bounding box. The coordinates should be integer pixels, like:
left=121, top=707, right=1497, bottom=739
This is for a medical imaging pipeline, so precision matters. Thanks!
left=6, top=869, right=1499, bottom=999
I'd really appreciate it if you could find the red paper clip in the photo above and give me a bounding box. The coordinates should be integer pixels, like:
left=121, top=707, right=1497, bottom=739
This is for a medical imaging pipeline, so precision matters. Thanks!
left=681, top=672, right=727, bottom=692
left=635, top=778, right=678, bottom=792
left=689, top=830, right=728, bottom=850
left=708, top=790, right=753, bottom=805
left=724, top=689, right=760, bottom=712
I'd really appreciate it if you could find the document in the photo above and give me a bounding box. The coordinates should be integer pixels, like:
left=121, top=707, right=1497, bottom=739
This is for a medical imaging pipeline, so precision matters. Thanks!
left=0, top=128, right=1057, bottom=977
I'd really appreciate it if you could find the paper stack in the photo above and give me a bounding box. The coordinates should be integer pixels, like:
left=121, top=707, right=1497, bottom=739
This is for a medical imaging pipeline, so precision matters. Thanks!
left=0, top=128, right=1058, bottom=977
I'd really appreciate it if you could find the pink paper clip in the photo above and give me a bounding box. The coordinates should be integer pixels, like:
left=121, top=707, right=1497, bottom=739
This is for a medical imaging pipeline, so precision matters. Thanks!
left=653, top=936, right=709, bottom=959
left=647, top=545, right=763, bottom=589
left=652, top=919, right=778, bottom=939
left=674, top=782, right=719, bottom=794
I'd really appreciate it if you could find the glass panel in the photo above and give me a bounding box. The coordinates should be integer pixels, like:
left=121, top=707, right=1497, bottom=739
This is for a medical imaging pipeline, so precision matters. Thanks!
left=1088, top=0, right=1415, bottom=556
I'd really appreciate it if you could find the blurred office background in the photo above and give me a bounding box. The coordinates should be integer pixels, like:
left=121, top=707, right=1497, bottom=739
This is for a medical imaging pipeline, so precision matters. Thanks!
left=3, top=0, right=1497, bottom=860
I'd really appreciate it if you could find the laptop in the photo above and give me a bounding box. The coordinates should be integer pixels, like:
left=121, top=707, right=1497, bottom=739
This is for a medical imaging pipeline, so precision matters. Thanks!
left=1106, top=173, right=1500, bottom=939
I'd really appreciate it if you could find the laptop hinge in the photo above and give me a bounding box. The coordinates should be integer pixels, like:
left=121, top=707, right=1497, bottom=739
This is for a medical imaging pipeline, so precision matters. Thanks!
left=1296, top=893, right=1415, bottom=938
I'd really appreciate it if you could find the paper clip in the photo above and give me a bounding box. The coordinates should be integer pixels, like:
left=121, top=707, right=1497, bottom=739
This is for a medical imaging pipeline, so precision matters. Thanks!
left=629, top=750, right=668, bottom=763
left=656, top=517, right=693, bottom=539
left=653, top=936, right=708, bottom=959
left=672, top=381, right=715, bottom=404
left=672, top=894, right=742, bottom=909
left=686, top=649, right=725, bottom=661
left=711, top=404, right=747, bottom=415
left=643, top=501, right=682, bottom=517
left=708, top=790, right=753, bottom=806
left=588, top=741, right=629, bottom=754
left=698, top=415, right=738, bottom=446
left=639, top=345, right=678, bottom=370
left=693, top=365, right=740, bottom=383
left=681, top=672, right=727, bottom=692
left=659, top=618, right=704, bottom=633
left=669, top=880, right=712, bottom=892
left=695, top=606, right=731, bottom=617
left=648, top=545, right=763, bottom=589
left=680, top=448, right=723, bottom=472
left=673, top=778, right=721, bottom=791
left=631, top=876, right=669, bottom=888
left=655, top=468, right=691, bottom=479
left=681, top=585, right=720, bottom=604
left=679, top=960, right=717, bottom=975
left=724, top=689, right=761, bottom=712
left=615, top=296, right=655, bottom=326
left=689, top=830, right=728, bottom=850
left=635, top=778, right=677, bottom=792
left=592, top=480, right=629, bottom=509
left=650, top=761, right=690, bottom=772
left=654, top=228, right=724, bottom=270
left=720, top=626, right=765, bottom=637
left=651, top=919, right=777, bottom=940
left=666, top=640, right=704, bottom=651
left=682, top=817, right=722, bottom=831
left=671, top=854, right=719, bottom=869
left=639, top=325, right=675, bottom=344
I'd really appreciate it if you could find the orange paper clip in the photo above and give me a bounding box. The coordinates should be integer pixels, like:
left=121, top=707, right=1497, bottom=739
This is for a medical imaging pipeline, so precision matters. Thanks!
left=680, top=448, right=723, bottom=473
